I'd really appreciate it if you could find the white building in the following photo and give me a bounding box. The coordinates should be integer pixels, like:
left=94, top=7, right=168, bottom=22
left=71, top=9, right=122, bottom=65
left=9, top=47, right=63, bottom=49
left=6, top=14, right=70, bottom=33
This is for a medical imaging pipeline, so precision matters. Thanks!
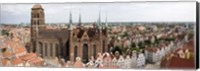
left=117, top=56, right=125, bottom=68
left=94, top=57, right=103, bottom=67
left=137, top=53, right=145, bottom=67
left=131, top=50, right=137, bottom=68
left=112, top=57, right=118, bottom=66
left=145, top=47, right=158, bottom=63
left=124, top=55, right=131, bottom=68
left=160, top=47, right=165, bottom=58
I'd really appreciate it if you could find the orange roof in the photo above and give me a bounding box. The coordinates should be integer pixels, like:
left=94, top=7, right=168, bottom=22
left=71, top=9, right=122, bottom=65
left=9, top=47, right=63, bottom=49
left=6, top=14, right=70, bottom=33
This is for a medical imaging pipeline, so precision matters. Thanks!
left=12, top=37, right=20, bottom=42
left=29, top=58, right=42, bottom=65
left=11, top=58, right=23, bottom=65
left=98, top=64, right=104, bottom=68
left=74, top=60, right=84, bottom=68
left=4, top=50, right=12, bottom=57
left=109, top=65, right=118, bottom=68
left=14, top=46, right=26, bottom=54
left=2, top=59, right=7, bottom=66
left=168, top=56, right=195, bottom=69
left=146, top=47, right=157, bottom=52
left=21, top=53, right=37, bottom=61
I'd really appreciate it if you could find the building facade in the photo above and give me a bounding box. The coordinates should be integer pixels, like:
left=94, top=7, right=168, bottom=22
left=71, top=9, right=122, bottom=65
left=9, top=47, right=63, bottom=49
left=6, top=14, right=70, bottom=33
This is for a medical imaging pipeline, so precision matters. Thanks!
left=30, top=4, right=108, bottom=63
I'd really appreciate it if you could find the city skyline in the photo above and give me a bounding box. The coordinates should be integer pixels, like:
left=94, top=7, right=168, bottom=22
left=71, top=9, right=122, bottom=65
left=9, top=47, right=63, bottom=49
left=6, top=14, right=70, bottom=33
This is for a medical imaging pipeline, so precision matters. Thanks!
left=0, top=2, right=196, bottom=24
left=0, top=3, right=195, bottom=68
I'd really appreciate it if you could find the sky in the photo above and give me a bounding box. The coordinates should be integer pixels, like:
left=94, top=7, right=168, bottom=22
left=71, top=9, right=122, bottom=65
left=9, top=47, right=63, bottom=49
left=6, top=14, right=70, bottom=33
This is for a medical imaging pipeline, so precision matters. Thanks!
left=0, top=2, right=196, bottom=24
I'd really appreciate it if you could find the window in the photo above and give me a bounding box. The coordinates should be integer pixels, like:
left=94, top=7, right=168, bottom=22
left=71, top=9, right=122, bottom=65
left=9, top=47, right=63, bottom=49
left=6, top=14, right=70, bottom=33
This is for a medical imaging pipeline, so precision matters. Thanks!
left=45, top=43, right=47, bottom=56
left=103, top=40, right=106, bottom=53
left=39, top=42, right=43, bottom=57
left=50, top=43, right=53, bottom=56
left=74, top=46, right=78, bottom=61
left=93, top=45, right=96, bottom=58
left=56, top=44, right=59, bottom=57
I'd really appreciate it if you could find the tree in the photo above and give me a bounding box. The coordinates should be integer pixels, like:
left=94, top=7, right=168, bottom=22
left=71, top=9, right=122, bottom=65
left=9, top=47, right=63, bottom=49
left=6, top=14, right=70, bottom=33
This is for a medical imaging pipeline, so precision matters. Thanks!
left=138, top=42, right=145, bottom=49
left=1, top=29, right=9, bottom=36
left=131, top=42, right=136, bottom=48
left=111, top=45, right=123, bottom=55
left=144, top=39, right=151, bottom=46
left=122, top=32, right=129, bottom=38
left=131, top=47, right=140, bottom=52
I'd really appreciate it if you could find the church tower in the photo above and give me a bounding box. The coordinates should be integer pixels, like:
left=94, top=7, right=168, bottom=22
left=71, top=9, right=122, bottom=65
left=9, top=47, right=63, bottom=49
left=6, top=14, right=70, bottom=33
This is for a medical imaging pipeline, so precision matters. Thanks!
left=69, top=10, right=74, bottom=61
left=97, top=11, right=104, bottom=53
left=30, top=4, right=45, bottom=52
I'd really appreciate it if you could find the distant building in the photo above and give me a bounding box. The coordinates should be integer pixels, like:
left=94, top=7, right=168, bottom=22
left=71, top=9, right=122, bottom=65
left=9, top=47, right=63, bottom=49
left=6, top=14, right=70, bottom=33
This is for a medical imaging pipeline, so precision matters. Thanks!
left=117, top=56, right=124, bottom=68
left=136, top=53, right=145, bottom=67
left=144, top=47, right=159, bottom=63
left=124, top=55, right=131, bottom=68
left=131, top=51, right=137, bottom=68
left=30, top=4, right=108, bottom=63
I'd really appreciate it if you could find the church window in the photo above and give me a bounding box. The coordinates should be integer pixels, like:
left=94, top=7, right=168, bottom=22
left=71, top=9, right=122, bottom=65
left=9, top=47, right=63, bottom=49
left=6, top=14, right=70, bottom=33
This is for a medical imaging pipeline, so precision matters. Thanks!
left=93, top=45, right=96, bottom=58
left=103, top=40, right=106, bottom=53
left=50, top=43, right=53, bottom=56
left=74, top=46, right=78, bottom=61
left=39, top=42, right=43, bottom=57
left=45, top=43, right=47, bottom=56
left=56, top=43, right=59, bottom=57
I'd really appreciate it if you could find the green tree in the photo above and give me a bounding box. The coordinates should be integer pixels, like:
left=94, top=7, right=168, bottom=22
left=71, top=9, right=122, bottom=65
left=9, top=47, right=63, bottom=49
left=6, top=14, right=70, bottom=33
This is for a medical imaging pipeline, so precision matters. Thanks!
left=111, top=45, right=123, bottom=54
left=2, top=29, right=9, bottom=36
left=131, top=42, right=136, bottom=48
left=138, top=42, right=145, bottom=49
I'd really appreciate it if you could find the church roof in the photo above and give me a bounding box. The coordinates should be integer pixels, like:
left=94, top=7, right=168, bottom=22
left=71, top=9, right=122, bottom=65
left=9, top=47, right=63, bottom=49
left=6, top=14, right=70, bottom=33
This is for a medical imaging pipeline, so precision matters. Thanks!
left=87, top=28, right=98, bottom=38
left=77, top=29, right=85, bottom=38
left=38, top=29, right=70, bottom=41
left=77, top=28, right=99, bottom=39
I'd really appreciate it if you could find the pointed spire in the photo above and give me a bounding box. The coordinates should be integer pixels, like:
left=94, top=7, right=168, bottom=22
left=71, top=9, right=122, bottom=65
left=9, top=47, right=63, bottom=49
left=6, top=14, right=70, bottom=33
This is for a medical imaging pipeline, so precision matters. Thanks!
left=78, top=9, right=82, bottom=28
left=69, top=10, right=72, bottom=24
left=97, top=10, right=101, bottom=30
left=69, top=10, right=73, bottom=30
left=105, top=13, right=108, bottom=28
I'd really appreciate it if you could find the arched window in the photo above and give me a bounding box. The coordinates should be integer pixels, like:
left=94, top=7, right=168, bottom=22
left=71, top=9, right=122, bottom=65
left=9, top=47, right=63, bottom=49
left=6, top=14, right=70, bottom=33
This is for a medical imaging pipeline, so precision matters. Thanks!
left=103, top=40, right=106, bottom=53
left=56, top=43, right=59, bottom=57
left=93, top=45, right=96, bottom=58
left=82, top=44, right=88, bottom=63
left=74, top=46, right=78, bottom=61
left=45, top=43, right=48, bottom=56
left=50, top=43, right=53, bottom=56
left=39, top=42, right=43, bottom=57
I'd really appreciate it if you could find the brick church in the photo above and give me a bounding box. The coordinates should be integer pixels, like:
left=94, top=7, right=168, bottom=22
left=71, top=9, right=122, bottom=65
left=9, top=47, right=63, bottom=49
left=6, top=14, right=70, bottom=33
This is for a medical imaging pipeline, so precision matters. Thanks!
left=30, top=4, right=108, bottom=63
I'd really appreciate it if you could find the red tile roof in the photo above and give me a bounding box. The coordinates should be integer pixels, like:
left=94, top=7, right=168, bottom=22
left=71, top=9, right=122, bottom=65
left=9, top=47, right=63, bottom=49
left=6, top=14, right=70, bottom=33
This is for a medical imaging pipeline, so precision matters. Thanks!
left=29, top=58, right=42, bottom=65
left=146, top=47, right=157, bottom=52
left=21, top=53, right=37, bottom=61
left=2, top=59, right=7, bottom=66
left=168, top=56, right=195, bottom=69
left=74, top=60, right=84, bottom=68
left=14, top=46, right=26, bottom=54
left=4, top=50, right=12, bottom=58
left=11, top=58, right=23, bottom=65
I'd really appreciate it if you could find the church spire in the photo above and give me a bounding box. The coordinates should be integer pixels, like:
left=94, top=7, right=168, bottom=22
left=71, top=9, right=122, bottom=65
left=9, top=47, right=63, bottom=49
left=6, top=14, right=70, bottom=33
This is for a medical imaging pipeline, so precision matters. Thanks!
left=105, top=14, right=108, bottom=28
left=69, top=10, right=73, bottom=30
left=78, top=9, right=82, bottom=28
left=97, top=10, right=101, bottom=30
